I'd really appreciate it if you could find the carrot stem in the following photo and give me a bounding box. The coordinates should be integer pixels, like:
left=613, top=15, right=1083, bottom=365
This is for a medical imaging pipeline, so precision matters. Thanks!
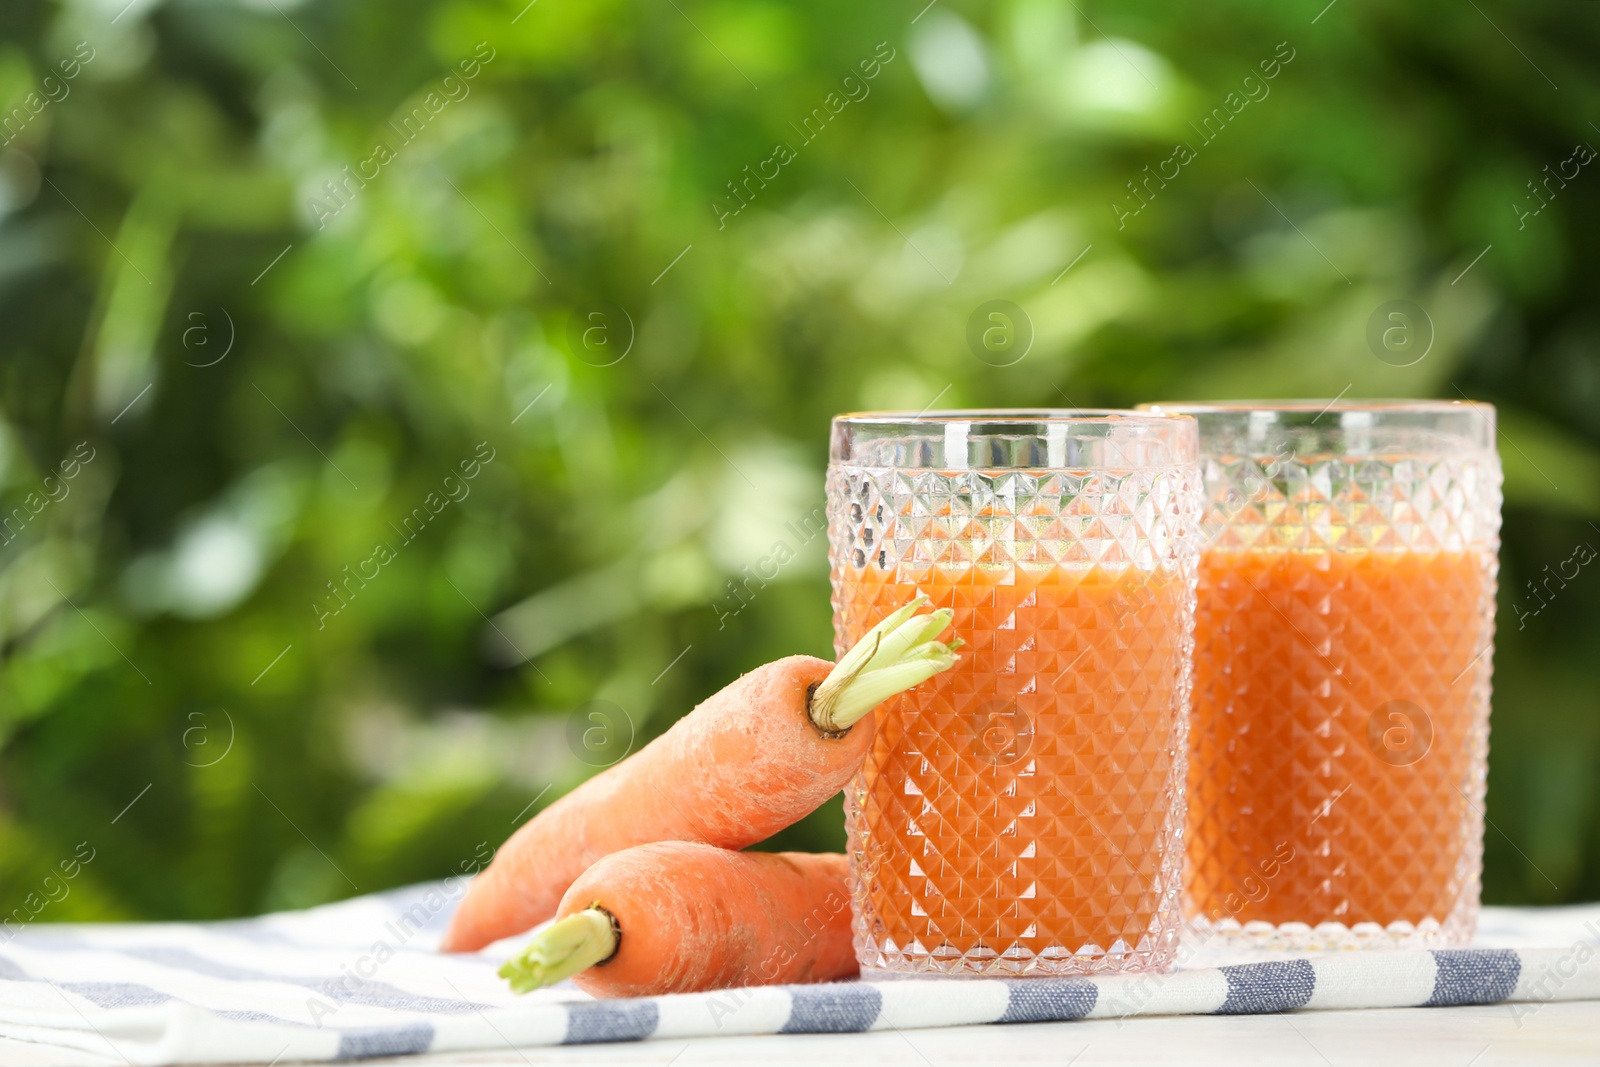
left=809, top=596, right=960, bottom=734
left=498, top=908, right=618, bottom=993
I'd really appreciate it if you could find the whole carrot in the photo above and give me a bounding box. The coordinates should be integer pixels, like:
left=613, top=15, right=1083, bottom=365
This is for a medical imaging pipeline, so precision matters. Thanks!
left=498, top=842, right=855, bottom=997
left=442, top=596, right=956, bottom=952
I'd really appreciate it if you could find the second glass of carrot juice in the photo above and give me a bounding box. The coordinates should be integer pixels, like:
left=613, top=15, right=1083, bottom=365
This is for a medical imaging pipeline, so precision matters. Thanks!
left=1144, top=400, right=1502, bottom=950
left=826, top=412, right=1201, bottom=977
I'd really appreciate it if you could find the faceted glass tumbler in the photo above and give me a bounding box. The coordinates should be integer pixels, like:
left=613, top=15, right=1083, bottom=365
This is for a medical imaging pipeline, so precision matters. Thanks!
left=1144, top=401, right=1502, bottom=951
left=827, top=412, right=1202, bottom=977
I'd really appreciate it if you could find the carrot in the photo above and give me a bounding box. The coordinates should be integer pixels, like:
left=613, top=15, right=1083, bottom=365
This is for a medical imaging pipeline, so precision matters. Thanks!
left=498, top=842, right=855, bottom=997
left=442, top=595, right=956, bottom=953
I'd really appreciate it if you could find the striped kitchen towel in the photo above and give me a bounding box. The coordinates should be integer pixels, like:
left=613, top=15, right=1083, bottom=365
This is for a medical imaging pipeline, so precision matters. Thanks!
left=2, top=881, right=1598, bottom=1065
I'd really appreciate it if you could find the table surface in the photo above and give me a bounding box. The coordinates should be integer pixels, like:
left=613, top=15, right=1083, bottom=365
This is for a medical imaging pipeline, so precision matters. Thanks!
left=4, top=1000, right=1596, bottom=1067
left=9, top=903, right=1599, bottom=1066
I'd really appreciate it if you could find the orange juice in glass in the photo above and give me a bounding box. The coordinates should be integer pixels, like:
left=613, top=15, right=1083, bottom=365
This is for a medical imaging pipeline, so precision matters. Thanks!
left=827, top=412, right=1201, bottom=976
left=1145, top=401, right=1502, bottom=949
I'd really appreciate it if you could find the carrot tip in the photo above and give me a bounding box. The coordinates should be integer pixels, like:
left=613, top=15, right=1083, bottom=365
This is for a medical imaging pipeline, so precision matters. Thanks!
left=810, top=597, right=960, bottom=733
left=499, top=908, right=619, bottom=994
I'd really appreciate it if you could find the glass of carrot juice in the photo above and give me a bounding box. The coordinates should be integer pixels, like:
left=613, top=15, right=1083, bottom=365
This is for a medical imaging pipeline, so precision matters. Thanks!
left=1143, top=400, right=1502, bottom=950
left=826, top=411, right=1202, bottom=977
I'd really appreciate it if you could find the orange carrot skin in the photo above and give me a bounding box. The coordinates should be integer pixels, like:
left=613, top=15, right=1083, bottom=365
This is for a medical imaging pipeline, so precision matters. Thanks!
left=443, top=656, right=872, bottom=952
left=566, top=842, right=856, bottom=997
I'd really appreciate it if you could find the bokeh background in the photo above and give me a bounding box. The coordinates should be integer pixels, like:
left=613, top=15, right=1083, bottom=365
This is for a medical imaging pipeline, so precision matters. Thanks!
left=2, top=0, right=1598, bottom=924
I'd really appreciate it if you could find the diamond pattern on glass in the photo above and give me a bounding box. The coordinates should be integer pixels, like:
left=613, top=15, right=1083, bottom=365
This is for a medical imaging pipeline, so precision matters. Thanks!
left=1186, top=451, right=1501, bottom=951
left=829, top=463, right=1200, bottom=976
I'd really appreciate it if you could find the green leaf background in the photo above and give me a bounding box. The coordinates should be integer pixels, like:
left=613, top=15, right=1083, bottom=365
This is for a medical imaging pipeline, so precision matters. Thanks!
left=0, top=0, right=1597, bottom=921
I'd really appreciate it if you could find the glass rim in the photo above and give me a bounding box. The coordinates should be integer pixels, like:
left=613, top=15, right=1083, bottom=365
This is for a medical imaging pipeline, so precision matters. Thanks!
left=1138, top=398, right=1494, bottom=415
left=1135, top=398, right=1496, bottom=457
left=832, top=408, right=1193, bottom=427
left=829, top=409, right=1197, bottom=470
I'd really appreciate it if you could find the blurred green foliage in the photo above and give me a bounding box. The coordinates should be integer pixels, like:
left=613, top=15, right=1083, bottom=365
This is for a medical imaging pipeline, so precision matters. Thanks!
left=1, top=0, right=1598, bottom=922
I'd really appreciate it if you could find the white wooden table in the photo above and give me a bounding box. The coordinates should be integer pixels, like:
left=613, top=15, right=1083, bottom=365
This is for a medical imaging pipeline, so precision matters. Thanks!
left=5, top=1001, right=1595, bottom=1066
left=397, top=1001, right=1600, bottom=1066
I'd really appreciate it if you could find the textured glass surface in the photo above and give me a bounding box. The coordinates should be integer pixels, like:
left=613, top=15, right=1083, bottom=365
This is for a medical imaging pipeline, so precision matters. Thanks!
left=827, top=458, right=1201, bottom=977
left=1178, top=412, right=1503, bottom=951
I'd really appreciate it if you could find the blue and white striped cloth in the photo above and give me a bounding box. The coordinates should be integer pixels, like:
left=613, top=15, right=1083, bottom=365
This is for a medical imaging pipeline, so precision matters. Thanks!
left=2, top=881, right=1598, bottom=1065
